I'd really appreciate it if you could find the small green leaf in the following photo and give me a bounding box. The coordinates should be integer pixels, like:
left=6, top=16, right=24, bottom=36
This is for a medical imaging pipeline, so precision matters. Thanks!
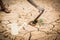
left=40, top=19, right=44, bottom=25
left=40, top=19, right=43, bottom=23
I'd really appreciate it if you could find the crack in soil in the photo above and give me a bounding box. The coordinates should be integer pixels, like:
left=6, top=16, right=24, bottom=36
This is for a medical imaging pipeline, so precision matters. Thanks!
left=28, top=33, right=31, bottom=40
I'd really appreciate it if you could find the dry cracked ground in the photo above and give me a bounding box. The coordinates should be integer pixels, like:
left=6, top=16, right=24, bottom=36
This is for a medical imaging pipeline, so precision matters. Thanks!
left=0, top=0, right=60, bottom=40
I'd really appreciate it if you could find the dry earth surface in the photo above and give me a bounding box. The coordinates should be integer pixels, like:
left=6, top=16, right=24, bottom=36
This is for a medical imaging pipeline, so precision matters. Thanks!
left=0, top=0, right=60, bottom=40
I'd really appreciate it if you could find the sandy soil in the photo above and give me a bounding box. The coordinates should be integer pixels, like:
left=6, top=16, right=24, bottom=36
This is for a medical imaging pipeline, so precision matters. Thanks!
left=0, top=0, right=60, bottom=40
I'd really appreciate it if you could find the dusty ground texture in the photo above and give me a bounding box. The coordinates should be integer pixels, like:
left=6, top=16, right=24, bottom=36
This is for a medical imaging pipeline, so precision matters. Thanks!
left=0, top=0, right=60, bottom=40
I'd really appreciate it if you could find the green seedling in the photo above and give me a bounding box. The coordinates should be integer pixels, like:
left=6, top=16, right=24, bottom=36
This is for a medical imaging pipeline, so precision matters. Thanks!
left=39, top=19, right=44, bottom=25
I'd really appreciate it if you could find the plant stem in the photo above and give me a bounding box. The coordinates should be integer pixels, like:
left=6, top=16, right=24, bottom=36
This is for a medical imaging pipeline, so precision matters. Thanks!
left=32, top=9, right=44, bottom=24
